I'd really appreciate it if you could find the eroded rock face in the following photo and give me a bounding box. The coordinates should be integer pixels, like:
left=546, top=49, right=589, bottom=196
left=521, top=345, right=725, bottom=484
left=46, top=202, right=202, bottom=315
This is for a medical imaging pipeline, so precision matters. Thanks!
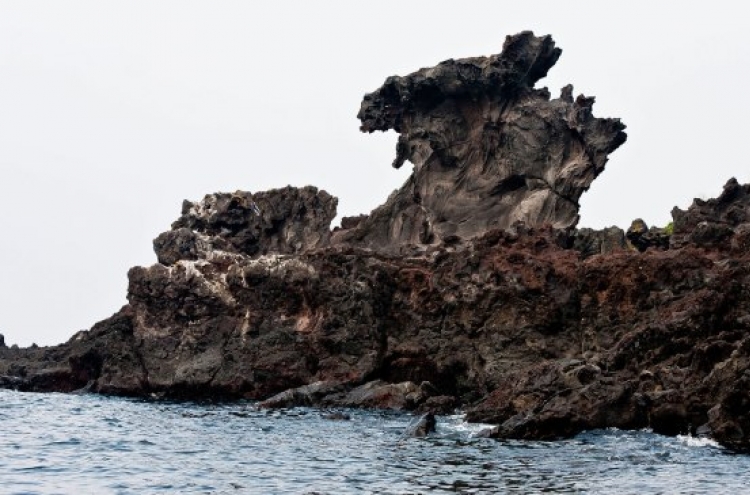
left=572, top=226, right=626, bottom=258
left=335, top=31, right=627, bottom=251
left=4, top=178, right=750, bottom=452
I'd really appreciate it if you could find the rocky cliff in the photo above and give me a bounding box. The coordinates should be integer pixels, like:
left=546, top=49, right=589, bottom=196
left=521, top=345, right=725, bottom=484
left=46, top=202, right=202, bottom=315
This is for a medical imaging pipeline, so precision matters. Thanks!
left=4, top=32, right=750, bottom=452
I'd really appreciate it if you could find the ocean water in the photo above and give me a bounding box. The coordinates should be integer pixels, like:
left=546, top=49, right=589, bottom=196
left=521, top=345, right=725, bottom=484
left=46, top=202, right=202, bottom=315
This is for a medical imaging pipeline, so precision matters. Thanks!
left=1, top=390, right=749, bottom=494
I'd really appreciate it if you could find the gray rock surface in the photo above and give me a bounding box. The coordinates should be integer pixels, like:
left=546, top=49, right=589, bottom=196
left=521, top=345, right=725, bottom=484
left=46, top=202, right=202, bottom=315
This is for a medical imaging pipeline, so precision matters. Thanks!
left=335, top=31, right=627, bottom=251
left=573, top=226, right=626, bottom=258
left=154, top=186, right=337, bottom=265
left=404, top=413, right=436, bottom=438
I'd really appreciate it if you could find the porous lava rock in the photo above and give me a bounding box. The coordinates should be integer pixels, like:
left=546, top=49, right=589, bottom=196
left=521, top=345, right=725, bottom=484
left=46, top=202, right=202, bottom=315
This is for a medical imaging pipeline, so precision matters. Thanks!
left=671, top=178, right=750, bottom=251
left=154, top=186, right=337, bottom=265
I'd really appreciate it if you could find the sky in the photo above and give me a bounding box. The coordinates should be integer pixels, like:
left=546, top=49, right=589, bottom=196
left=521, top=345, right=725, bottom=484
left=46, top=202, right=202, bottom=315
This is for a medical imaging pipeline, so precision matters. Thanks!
left=1, top=1, right=749, bottom=346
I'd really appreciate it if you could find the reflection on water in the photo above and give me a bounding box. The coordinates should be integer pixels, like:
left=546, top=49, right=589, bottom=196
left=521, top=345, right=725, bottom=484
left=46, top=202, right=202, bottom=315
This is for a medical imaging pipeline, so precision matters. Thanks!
left=1, top=390, right=747, bottom=494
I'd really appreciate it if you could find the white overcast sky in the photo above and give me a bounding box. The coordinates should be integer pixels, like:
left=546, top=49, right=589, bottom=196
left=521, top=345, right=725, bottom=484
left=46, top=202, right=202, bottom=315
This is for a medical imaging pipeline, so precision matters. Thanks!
left=1, top=1, right=749, bottom=346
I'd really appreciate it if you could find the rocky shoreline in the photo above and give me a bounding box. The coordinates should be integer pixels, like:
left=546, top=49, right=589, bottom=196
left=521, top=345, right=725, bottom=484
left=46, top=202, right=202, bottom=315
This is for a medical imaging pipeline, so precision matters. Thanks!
left=3, top=32, right=750, bottom=452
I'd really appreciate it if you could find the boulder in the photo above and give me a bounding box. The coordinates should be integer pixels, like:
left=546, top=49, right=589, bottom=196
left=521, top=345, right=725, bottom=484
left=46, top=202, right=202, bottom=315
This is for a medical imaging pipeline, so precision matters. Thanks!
left=403, top=413, right=436, bottom=438
left=626, top=219, right=670, bottom=252
left=573, top=226, right=626, bottom=257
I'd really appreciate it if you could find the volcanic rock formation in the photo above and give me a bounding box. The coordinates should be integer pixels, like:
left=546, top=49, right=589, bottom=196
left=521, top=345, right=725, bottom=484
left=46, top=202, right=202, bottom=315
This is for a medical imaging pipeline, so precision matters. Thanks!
left=670, top=177, right=750, bottom=251
left=5, top=32, right=750, bottom=453
left=154, top=186, right=337, bottom=265
left=335, top=31, right=626, bottom=251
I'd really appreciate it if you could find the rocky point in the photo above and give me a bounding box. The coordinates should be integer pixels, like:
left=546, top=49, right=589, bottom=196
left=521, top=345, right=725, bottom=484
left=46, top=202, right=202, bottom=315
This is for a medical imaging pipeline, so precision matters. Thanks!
left=3, top=32, right=750, bottom=452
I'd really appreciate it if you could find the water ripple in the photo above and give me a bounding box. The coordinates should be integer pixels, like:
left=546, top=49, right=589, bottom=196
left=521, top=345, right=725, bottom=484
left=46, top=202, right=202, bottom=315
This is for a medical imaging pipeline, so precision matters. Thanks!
left=0, top=390, right=748, bottom=493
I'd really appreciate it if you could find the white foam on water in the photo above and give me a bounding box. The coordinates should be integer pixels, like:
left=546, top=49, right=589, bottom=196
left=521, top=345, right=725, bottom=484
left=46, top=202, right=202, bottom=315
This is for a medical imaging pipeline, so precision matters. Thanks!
left=677, top=434, right=721, bottom=449
left=440, top=413, right=496, bottom=436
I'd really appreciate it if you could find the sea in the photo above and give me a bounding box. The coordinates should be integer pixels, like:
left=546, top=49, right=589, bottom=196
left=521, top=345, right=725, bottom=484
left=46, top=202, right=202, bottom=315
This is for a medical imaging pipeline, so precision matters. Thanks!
left=1, top=389, right=749, bottom=494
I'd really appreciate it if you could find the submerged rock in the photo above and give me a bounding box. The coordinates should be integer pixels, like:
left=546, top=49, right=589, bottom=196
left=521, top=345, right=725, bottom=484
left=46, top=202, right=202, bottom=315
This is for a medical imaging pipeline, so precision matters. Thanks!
left=404, top=413, right=437, bottom=438
left=321, top=411, right=351, bottom=421
left=258, top=381, right=348, bottom=409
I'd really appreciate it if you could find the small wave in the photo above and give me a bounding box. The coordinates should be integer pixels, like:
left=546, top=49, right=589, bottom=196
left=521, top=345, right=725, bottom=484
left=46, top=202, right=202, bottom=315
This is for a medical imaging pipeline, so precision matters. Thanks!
left=677, top=434, right=721, bottom=449
left=439, top=414, right=495, bottom=437
left=47, top=438, right=82, bottom=446
left=2, top=390, right=750, bottom=494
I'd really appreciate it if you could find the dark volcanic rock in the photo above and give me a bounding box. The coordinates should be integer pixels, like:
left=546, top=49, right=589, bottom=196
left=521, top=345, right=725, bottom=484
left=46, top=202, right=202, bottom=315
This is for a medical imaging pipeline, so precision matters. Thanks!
left=404, top=413, right=436, bottom=438
left=573, top=226, right=626, bottom=258
left=671, top=178, right=750, bottom=250
left=335, top=31, right=626, bottom=251
left=7, top=32, right=750, bottom=454
left=625, top=219, right=671, bottom=252
left=258, top=381, right=348, bottom=409
left=154, top=186, right=337, bottom=265
left=5, top=179, right=750, bottom=451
